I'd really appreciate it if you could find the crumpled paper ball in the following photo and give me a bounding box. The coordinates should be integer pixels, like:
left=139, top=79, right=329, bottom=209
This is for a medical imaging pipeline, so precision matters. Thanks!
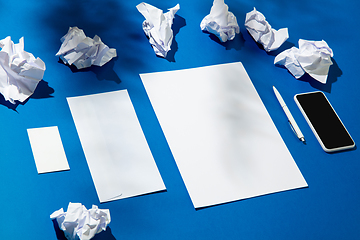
left=50, top=202, right=111, bottom=240
left=274, top=39, right=333, bottom=84
left=137, top=2, right=180, bottom=58
left=200, top=0, right=240, bottom=42
left=245, top=7, right=289, bottom=52
left=56, top=27, right=117, bottom=69
left=0, top=36, right=45, bottom=104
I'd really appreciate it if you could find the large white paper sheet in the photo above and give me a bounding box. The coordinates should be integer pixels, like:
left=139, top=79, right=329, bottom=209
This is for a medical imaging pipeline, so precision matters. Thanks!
left=27, top=126, right=69, bottom=174
left=67, top=90, right=166, bottom=203
left=141, top=62, right=307, bottom=208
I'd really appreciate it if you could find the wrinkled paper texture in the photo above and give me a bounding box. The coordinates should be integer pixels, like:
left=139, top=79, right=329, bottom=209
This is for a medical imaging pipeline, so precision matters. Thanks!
left=136, top=2, right=180, bottom=58
left=0, top=36, right=45, bottom=104
left=245, top=8, right=288, bottom=52
left=200, top=0, right=240, bottom=42
left=56, top=27, right=117, bottom=69
left=274, top=39, right=333, bottom=84
left=50, top=202, right=111, bottom=240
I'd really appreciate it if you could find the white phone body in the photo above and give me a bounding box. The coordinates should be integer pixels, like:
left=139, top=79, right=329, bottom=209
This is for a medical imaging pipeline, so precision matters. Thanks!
left=294, top=91, right=355, bottom=153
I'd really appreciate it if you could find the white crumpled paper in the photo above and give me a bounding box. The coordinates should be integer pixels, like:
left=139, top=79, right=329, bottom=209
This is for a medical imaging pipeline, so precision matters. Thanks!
left=200, top=0, right=240, bottom=42
left=0, top=36, right=45, bottom=104
left=50, top=202, right=111, bottom=240
left=274, top=39, right=333, bottom=84
left=245, top=7, right=288, bottom=52
left=56, top=27, right=117, bottom=69
left=136, top=2, right=180, bottom=58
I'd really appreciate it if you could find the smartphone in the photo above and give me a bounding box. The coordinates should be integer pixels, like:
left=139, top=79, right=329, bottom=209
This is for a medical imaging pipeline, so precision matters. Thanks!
left=294, top=91, right=355, bottom=152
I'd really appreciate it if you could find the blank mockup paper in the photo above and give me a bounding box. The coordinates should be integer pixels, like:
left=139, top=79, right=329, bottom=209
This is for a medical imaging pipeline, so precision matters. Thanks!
left=27, top=126, right=69, bottom=174
left=67, top=90, right=165, bottom=203
left=141, top=62, right=307, bottom=209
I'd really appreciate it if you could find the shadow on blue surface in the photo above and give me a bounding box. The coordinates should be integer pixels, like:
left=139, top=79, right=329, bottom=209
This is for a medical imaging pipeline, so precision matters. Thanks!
left=58, top=58, right=121, bottom=84
left=206, top=31, right=245, bottom=51
left=41, top=0, right=123, bottom=38
left=165, top=15, right=186, bottom=62
left=0, top=80, right=54, bottom=111
left=31, top=80, right=55, bottom=99
left=267, top=40, right=296, bottom=56
left=41, top=0, right=148, bottom=75
left=298, top=58, right=342, bottom=93
left=52, top=219, right=117, bottom=240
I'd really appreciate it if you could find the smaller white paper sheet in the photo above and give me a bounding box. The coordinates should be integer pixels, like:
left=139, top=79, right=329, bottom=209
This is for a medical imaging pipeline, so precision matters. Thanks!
left=27, top=126, right=69, bottom=174
left=67, top=90, right=166, bottom=203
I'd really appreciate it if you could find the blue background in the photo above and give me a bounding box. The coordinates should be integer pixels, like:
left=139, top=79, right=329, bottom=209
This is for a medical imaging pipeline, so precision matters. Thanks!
left=0, top=0, right=359, bottom=239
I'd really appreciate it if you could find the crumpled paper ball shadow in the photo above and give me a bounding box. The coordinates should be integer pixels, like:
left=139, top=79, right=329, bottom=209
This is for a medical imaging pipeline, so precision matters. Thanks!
left=58, top=57, right=121, bottom=84
left=208, top=31, right=245, bottom=51
left=52, top=221, right=117, bottom=240
left=298, top=58, right=342, bottom=93
left=164, top=14, right=186, bottom=62
left=0, top=80, right=54, bottom=111
left=30, top=80, right=55, bottom=99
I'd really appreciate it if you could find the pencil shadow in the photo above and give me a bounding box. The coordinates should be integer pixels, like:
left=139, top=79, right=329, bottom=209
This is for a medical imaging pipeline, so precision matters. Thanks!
left=165, top=15, right=186, bottom=62
left=0, top=79, right=54, bottom=111
left=207, top=31, right=245, bottom=51
left=58, top=57, right=121, bottom=84
left=52, top=219, right=117, bottom=240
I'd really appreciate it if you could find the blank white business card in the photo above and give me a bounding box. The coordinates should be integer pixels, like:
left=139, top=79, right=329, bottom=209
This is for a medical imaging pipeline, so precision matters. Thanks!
left=27, top=126, right=70, bottom=174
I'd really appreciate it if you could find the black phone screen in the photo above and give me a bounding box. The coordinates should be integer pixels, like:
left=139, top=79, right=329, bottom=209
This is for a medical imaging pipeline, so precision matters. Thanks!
left=295, top=92, right=354, bottom=151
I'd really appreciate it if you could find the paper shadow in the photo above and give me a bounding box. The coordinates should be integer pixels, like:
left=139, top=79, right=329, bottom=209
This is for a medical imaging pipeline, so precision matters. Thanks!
left=52, top=219, right=67, bottom=240
left=0, top=80, right=54, bottom=111
left=267, top=40, right=295, bottom=56
left=195, top=186, right=308, bottom=211
left=207, top=31, right=245, bottom=51
left=92, top=227, right=117, bottom=240
left=165, top=15, right=186, bottom=62
left=0, top=94, right=20, bottom=111
left=31, top=80, right=55, bottom=99
left=58, top=57, right=121, bottom=84
left=52, top=219, right=117, bottom=240
left=298, top=58, right=342, bottom=93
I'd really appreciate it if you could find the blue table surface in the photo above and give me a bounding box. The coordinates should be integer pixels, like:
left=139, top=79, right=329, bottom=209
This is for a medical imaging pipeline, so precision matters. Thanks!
left=1, top=0, right=359, bottom=239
